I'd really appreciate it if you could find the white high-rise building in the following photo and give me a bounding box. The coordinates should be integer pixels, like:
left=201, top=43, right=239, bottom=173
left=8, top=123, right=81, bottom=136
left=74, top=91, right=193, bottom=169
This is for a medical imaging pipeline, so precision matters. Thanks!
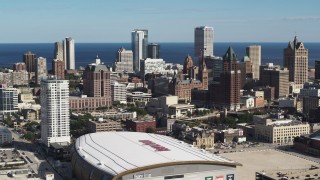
left=111, top=81, right=127, bottom=104
left=246, top=45, right=261, bottom=80
left=0, top=84, right=18, bottom=115
left=194, top=26, right=214, bottom=58
left=63, top=37, right=75, bottom=70
left=41, top=77, right=70, bottom=147
left=131, top=29, right=148, bottom=72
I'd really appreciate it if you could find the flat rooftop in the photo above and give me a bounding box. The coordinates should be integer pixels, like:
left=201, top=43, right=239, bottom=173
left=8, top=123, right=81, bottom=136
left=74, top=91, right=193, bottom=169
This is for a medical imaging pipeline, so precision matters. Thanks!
left=75, top=132, right=239, bottom=176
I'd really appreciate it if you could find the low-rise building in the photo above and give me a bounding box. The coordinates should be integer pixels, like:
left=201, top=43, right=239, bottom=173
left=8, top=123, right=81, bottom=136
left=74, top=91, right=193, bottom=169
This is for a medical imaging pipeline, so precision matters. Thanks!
left=168, top=104, right=195, bottom=118
left=127, top=91, right=152, bottom=104
left=22, top=109, right=39, bottom=121
left=146, top=95, right=178, bottom=115
left=90, top=111, right=137, bottom=120
left=87, top=118, right=122, bottom=133
left=0, top=127, right=12, bottom=145
left=240, top=95, right=255, bottom=109
left=254, top=113, right=310, bottom=144
left=294, top=130, right=320, bottom=157
left=69, top=95, right=112, bottom=111
left=126, top=115, right=156, bottom=132
left=185, top=128, right=215, bottom=150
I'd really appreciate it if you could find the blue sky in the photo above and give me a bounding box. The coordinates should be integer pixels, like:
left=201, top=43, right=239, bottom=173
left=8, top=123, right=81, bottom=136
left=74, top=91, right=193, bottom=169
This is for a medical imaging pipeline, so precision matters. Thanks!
left=1, top=0, right=320, bottom=43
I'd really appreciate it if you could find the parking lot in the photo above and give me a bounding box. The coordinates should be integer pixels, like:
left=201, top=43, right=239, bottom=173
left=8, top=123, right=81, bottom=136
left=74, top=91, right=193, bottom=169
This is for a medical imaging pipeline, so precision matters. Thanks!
left=222, top=149, right=319, bottom=180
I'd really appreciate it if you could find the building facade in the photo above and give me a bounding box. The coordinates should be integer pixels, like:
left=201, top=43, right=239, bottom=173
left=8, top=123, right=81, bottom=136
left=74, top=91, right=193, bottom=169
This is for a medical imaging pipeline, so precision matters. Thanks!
left=54, top=42, right=64, bottom=61
left=147, top=43, right=160, bottom=59
left=13, top=62, right=26, bottom=72
left=0, top=84, right=18, bottom=115
left=52, top=59, right=65, bottom=79
left=40, top=77, right=71, bottom=147
left=246, top=45, right=261, bottom=80
left=131, top=29, right=148, bottom=72
left=284, top=36, right=308, bottom=93
left=194, top=26, right=214, bottom=57
left=0, top=127, right=12, bottom=145
left=23, top=51, right=36, bottom=73
left=315, top=60, right=320, bottom=80
left=63, top=37, right=75, bottom=70
left=115, top=48, right=134, bottom=73
left=35, top=57, right=47, bottom=84
left=260, top=63, right=289, bottom=98
left=111, top=82, right=127, bottom=104
left=87, top=119, right=122, bottom=133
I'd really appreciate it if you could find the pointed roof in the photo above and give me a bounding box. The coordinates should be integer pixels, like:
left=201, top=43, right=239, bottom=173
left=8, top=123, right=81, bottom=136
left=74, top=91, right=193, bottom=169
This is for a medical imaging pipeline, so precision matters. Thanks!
left=223, top=47, right=237, bottom=61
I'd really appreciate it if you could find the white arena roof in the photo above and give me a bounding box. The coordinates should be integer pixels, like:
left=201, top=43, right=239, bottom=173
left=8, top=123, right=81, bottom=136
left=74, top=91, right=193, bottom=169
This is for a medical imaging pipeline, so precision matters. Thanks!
left=75, top=132, right=239, bottom=176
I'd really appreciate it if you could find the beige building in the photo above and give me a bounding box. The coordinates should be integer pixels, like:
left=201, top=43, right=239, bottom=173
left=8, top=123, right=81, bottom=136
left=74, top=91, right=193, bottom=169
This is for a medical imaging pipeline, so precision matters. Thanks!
left=87, top=119, right=122, bottom=133
left=19, top=93, right=34, bottom=103
left=284, top=36, right=308, bottom=93
left=254, top=114, right=310, bottom=144
left=246, top=45, right=261, bottom=80
left=186, top=128, right=215, bottom=150
left=168, top=104, right=195, bottom=118
left=146, top=95, right=178, bottom=114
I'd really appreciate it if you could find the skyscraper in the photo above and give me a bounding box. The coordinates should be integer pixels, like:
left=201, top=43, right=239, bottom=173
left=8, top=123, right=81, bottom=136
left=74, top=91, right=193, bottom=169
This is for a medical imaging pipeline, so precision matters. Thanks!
left=83, top=56, right=111, bottom=98
left=35, top=57, right=47, bottom=84
left=115, top=48, right=134, bottom=73
left=246, top=45, right=261, bottom=80
left=40, top=76, right=70, bottom=147
left=52, top=59, right=65, bottom=79
left=131, top=29, right=148, bottom=72
left=23, top=51, right=36, bottom=73
left=54, top=42, right=64, bottom=61
left=194, top=26, right=214, bottom=58
left=284, top=36, right=308, bottom=92
left=147, top=43, right=160, bottom=59
left=210, top=47, right=240, bottom=111
left=63, top=37, right=75, bottom=70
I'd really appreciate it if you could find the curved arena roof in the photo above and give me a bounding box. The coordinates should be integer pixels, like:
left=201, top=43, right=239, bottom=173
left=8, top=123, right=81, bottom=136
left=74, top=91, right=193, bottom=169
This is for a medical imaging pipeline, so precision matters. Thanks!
left=74, top=132, right=240, bottom=177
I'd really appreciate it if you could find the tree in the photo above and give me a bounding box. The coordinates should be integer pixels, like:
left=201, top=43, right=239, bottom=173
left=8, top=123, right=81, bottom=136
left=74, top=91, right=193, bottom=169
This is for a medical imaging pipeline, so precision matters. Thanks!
left=187, top=111, right=192, bottom=117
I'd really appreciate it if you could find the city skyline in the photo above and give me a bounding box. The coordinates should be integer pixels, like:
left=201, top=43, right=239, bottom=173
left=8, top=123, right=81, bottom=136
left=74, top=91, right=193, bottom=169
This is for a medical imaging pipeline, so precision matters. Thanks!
left=1, top=0, right=320, bottom=43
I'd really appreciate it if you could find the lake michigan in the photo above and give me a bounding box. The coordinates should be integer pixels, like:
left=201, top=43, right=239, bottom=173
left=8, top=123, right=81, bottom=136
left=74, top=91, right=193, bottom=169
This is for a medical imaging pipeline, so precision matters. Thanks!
left=0, top=42, right=319, bottom=69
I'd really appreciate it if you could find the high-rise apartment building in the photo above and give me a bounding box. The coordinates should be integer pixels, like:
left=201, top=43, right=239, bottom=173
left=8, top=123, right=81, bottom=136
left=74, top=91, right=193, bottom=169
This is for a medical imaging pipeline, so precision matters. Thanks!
left=54, top=42, right=64, bottom=61
left=23, top=51, right=36, bottom=73
left=0, top=84, right=18, bottom=115
left=40, top=77, right=70, bottom=147
left=260, top=63, right=289, bottom=98
left=63, top=37, right=75, bottom=70
left=35, top=57, right=47, bottom=85
left=13, top=62, right=26, bottom=72
left=52, top=59, right=65, bottom=79
left=131, top=29, right=148, bottom=72
left=147, top=43, right=160, bottom=59
left=284, top=36, right=308, bottom=92
left=115, top=48, right=134, bottom=73
left=111, top=81, right=127, bottom=104
left=194, top=26, right=214, bottom=57
left=246, top=45, right=261, bottom=80
left=83, top=56, right=111, bottom=98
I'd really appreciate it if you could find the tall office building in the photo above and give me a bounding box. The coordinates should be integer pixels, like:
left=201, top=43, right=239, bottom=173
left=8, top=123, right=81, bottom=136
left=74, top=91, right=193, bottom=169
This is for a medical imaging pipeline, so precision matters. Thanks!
left=0, top=84, right=18, bottom=115
left=115, top=48, right=134, bottom=73
left=246, top=45, right=261, bottom=80
left=284, top=36, right=308, bottom=92
left=54, top=42, right=64, bottom=61
left=314, top=60, right=320, bottom=80
left=52, top=59, right=65, bottom=79
left=194, top=26, right=214, bottom=58
left=131, top=29, right=148, bottom=72
left=63, top=37, right=75, bottom=70
left=260, top=63, right=289, bottom=98
left=147, top=43, right=160, bottom=59
left=83, top=56, right=111, bottom=98
left=35, top=57, right=47, bottom=84
left=210, top=47, right=240, bottom=111
left=23, top=51, right=36, bottom=73
left=40, top=77, right=70, bottom=147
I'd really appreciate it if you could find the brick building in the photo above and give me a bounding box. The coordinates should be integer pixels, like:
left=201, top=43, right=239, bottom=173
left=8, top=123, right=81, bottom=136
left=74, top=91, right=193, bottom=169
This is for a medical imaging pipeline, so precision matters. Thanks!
left=126, top=115, right=156, bottom=132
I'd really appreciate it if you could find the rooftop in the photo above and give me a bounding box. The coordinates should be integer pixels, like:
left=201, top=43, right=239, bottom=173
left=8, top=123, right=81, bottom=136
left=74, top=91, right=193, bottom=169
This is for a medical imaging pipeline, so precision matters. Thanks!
left=75, top=132, right=238, bottom=176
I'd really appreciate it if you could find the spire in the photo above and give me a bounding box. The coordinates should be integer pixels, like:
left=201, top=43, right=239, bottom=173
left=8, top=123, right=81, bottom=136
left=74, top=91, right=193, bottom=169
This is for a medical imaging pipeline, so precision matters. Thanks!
left=223, top=46, right=237, bottom=61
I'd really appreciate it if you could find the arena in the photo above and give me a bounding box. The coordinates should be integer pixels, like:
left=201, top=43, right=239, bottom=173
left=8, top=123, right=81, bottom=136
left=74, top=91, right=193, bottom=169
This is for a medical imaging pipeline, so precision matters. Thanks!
left=71, top=132, right=241, bottom=180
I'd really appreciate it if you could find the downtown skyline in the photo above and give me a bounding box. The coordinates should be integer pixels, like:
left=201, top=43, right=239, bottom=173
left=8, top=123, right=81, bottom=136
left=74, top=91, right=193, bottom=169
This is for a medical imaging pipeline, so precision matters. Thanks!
left=1, top=0, right=320, bottom=43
